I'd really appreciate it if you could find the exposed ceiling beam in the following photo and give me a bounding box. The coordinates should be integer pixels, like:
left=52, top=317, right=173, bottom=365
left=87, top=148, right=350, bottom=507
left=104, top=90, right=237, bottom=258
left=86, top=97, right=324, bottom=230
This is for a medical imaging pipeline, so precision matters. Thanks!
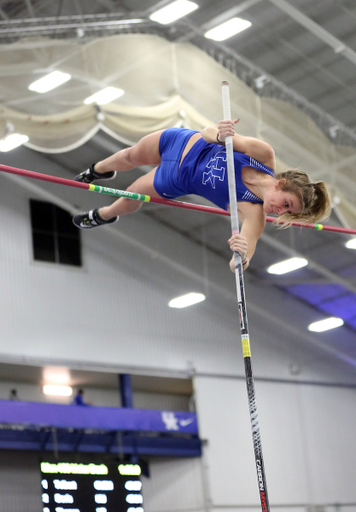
left=259, top=231, right=356, bottom=294
left=73, top=0, right=83, bottom=17
left=96, top=0, right=123, bottom=12
left=0, top=39, right=76, bottom=51
left=268, top=0, right=356, bottom=66
left=0, top=6, right=8, bottom=20
left=0, top=14, right=146, bottom=37
left=259, top=277, right=356, bottom=286
left=178, top=0, right=262, bottom=42
left=143, top=0, right=173, bottom=17
left=198, top=35, right=356, bottom=147
left=202, top=0, right=262, bottom=31
left=24, top=0, right=35, bottom=18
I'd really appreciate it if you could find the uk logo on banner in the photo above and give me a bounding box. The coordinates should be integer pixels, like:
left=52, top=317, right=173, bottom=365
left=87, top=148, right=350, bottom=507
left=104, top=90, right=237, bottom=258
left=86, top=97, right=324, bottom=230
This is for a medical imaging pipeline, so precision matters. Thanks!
left=161, top=411, right=179, bottom=431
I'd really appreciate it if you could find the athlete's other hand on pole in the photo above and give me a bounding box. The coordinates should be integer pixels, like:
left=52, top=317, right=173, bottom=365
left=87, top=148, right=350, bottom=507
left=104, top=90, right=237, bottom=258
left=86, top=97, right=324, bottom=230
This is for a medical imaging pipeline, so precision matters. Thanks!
left=229, top=233, right=249, bottom=272
left=228, top=233, right=247, bottom=261
left=217, top=119, right=240, bottom=142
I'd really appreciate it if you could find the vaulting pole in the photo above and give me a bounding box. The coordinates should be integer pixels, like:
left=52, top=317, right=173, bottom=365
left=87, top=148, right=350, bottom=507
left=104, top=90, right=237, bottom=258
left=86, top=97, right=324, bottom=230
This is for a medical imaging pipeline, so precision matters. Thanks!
left=0, top=164, right=355, bottom=235
left=221, top=80, right=270, bottom=512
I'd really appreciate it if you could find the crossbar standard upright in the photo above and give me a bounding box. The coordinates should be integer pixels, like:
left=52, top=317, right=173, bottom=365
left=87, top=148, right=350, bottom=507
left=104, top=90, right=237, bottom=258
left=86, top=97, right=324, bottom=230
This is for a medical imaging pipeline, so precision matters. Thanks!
left=221, top=80, right=270, bottom=512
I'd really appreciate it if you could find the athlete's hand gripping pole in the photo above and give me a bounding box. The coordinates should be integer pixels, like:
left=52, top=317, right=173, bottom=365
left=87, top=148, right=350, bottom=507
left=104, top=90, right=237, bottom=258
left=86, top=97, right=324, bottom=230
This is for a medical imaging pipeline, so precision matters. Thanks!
left=221, top=81, right=270, bottom=512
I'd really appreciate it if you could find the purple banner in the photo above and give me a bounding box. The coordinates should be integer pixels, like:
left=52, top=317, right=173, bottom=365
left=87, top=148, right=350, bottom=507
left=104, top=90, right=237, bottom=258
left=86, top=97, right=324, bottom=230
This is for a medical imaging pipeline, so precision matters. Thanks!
left=0, top=400, right=198, bottom=434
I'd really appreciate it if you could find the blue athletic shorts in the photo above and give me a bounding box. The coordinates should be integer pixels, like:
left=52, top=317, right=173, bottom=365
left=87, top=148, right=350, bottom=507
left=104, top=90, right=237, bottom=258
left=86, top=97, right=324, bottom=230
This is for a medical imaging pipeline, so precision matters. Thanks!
left=153, top=128, right=199, bottom=198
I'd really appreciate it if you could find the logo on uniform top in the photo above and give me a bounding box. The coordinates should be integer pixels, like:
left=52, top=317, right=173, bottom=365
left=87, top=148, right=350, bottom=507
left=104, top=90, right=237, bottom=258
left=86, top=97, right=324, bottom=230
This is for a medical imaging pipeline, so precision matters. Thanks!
left=202, top=153, right=226, bottom=188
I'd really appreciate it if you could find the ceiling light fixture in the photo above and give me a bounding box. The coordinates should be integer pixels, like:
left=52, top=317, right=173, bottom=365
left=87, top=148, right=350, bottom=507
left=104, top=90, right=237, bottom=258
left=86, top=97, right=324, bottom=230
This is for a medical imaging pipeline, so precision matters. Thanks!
left=345, top=238, right=356, bottom=249
left=150, top=0, right=198, bottom=25
left=204, top=17, right=252, bottom=41
left=43, top=385, right=73, bottom=397
left=308, top=317, right=344, bottom=332
left=28, top=71, right=71, bottom=93
left=84, top=87, right=124, bottom=105
left=254, top=74, right=269, bottom=90
left=267, top=257, right=308, bottom=275
left=0, top=133, right=29, bottom=152
left=43, top=366, right=71, bottom=385
left=168, top=292, right=205, bottom=308
left=329, top=125, right=339, bottom=139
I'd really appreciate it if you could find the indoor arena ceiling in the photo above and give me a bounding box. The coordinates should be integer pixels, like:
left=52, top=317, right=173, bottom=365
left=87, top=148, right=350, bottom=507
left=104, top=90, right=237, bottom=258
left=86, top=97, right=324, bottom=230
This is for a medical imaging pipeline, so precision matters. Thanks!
left=0, top=0, right=356, bottom=382
left=1, top=0, right=356, bottom=134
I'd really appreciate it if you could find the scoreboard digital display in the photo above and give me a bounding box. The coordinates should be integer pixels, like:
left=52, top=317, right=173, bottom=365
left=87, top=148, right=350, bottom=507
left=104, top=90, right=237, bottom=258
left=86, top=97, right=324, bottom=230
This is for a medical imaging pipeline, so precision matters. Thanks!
left=41, top=461, right=144, bottom=512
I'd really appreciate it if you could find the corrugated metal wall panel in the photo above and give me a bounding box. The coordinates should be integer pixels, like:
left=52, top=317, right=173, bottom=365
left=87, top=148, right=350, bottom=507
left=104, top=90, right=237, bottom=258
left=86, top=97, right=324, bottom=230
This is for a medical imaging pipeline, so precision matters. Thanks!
left=1, top=166, right=356, bottom=386
left=194, top=375, right=264, bottom=506
left=0, top=451, right=42, bottom=512
left=133, top=391, right=190, bottom=411
left=143, top=457, right=205, bottom=512
left=0, top=174, right=241, bottom=374
left=299, top=385, right=356, bottom=503
left=194, top=375, right=356, bottom=508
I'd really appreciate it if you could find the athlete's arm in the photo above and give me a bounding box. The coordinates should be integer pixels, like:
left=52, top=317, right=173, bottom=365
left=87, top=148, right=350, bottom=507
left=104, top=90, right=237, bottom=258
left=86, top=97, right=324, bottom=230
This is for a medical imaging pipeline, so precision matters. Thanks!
left=200, top=125, right=222, bottom=144
left=228, top=202, right=266, bottom=272
left=216, top=120, right=276, bottom=169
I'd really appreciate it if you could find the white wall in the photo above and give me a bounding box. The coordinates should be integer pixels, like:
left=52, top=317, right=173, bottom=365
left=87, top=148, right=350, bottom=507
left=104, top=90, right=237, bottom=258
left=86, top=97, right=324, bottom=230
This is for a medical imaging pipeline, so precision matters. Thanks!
left=0, top=451, right=42, bottom=512
left=0, top=148, right=356, bottom=511
left=0, top=380, right=190, bottom=410
left=143, top=457, right=206, bottom=512
left=194, top=375, right=356, bottom=511
left=1, top=164, right=356, bottom=383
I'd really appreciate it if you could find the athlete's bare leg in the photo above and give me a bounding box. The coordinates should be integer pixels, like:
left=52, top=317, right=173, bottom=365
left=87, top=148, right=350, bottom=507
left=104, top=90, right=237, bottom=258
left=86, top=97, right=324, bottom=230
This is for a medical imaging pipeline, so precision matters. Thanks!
left=94, top=131, right=163, bottom=174
left=98, top=168, right=162, bottom=220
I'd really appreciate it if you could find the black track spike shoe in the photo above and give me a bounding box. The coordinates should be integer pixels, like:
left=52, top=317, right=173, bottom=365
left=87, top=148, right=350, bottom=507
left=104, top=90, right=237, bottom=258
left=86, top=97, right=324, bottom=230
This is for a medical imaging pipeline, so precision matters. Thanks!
left=74, top=164, right=117, bottom=184
left=73, top=209, right=118, bottom=229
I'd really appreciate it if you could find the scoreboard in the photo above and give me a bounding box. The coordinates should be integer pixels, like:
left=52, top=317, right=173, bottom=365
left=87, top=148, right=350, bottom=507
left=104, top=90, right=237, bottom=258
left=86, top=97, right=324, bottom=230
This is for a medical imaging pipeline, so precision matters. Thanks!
left=41, top=461, right=143, bottom=512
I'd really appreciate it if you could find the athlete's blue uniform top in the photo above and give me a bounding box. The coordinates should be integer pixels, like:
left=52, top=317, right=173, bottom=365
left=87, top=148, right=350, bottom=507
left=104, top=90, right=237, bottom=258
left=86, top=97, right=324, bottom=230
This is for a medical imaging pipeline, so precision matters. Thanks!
left=154, top=128, right=275, bottom=211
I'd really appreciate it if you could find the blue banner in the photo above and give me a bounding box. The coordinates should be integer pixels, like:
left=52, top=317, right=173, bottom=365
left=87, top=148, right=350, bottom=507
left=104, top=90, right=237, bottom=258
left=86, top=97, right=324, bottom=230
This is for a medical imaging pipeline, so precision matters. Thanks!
left=0, top=400, right=198, bottom=434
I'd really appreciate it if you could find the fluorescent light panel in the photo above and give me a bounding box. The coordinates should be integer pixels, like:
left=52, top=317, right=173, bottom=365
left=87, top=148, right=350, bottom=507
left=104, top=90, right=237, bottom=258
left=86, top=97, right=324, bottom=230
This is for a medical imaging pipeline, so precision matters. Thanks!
left=204, top=17, right=251, bottom=41
left=308, top=317, right=344, bottom=332
left=43, top=366, right=71, bottom=385
left=168, top=292, right=205, bottom=308
left=345, top=238, right=356, bottom=249
left=29, top=71, right=71, bottom=93
left=0, top=133, right=29, bottom=152
left=267, top=257, right=308, bottom=275
left=84, top=86, right=124, bottom=105
left=43, top=385, right=73, bottom=397
left=150, top=0, right=198, bottom=24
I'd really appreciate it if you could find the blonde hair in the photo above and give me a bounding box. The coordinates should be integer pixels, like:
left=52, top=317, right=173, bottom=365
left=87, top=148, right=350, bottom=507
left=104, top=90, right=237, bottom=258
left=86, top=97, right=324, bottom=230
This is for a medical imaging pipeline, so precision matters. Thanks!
left=275, top=169, right=332, bottom=226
